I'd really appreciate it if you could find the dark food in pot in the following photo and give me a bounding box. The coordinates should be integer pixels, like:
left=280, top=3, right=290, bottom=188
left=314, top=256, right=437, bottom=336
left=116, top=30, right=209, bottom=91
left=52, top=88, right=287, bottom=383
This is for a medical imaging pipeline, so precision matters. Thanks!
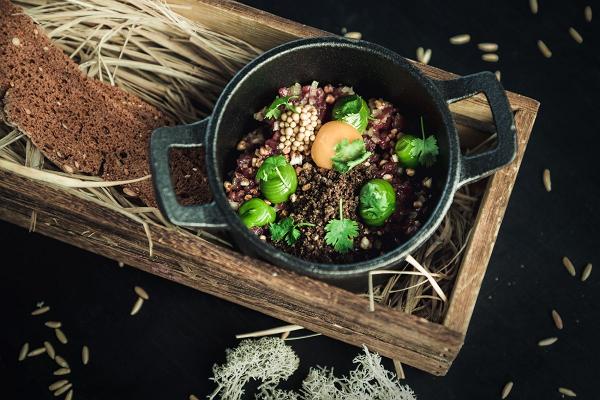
left=224, top=82, right=439, bottom=263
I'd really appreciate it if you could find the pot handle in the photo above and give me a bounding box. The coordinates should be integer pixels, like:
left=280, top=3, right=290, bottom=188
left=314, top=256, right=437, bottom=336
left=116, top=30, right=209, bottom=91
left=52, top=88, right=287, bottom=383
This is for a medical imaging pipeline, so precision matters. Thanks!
left=435, top=71, right=517, bottom=186
left=149, top=119, right=228, bottom=229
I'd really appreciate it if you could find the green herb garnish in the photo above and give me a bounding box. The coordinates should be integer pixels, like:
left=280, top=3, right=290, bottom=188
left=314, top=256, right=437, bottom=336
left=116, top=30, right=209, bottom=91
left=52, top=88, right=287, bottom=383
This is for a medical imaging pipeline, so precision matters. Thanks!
left=269, top=217, right=315, bottom=246
left=256, top=155, right=298, bottom=204
left=359, top=179, right=396, bottom=227
left=394, top=117, right=439, bottom=168
left=264, top=95, right=299, bottom=120
left=331, top=139, right=372, bottom=173
left=324, top=199, right=359, bottom=253
left=332, top=94, right=370, bottom=133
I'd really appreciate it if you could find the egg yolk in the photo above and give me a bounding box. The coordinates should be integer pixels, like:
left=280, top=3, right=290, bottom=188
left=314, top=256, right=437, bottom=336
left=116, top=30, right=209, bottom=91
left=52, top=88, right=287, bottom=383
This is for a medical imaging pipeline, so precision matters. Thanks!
left=311, top=121, right=363, bottom=169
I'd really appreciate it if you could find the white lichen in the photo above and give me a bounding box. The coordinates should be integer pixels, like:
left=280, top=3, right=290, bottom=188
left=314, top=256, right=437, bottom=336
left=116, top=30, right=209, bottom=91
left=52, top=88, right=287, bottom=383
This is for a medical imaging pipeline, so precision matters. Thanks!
left=208, top=337, right=299, bottom=400
left=301, top=346, right=415, bottom=400
left=209, top=339, right=416, bottom=400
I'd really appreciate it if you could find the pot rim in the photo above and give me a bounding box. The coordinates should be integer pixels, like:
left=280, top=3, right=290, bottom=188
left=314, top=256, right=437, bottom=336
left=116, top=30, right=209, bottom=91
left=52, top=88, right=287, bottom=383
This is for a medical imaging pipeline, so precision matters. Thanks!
left=206, top=36, right=461, bottom=278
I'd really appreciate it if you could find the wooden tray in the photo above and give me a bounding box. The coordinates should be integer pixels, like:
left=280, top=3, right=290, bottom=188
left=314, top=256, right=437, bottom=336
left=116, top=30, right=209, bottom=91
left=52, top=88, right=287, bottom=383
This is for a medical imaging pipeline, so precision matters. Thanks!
left=0, top=0, right=539, bottom=375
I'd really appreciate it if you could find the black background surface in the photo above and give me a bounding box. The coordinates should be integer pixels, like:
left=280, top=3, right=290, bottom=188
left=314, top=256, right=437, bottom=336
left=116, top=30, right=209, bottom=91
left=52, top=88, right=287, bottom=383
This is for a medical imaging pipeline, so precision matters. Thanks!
left=1, top=0, right=599, bottom=399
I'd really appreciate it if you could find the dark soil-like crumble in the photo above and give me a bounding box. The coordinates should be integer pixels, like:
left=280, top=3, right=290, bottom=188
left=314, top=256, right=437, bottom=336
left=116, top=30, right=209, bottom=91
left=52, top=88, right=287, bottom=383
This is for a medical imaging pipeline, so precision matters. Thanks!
left=224, top=82, right=433, bottom=263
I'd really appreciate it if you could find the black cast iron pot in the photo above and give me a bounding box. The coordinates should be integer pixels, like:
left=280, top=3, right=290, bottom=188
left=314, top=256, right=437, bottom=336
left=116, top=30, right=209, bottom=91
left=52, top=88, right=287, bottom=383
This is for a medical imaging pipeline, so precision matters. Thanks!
left=150, top=37, right=516, bottom=283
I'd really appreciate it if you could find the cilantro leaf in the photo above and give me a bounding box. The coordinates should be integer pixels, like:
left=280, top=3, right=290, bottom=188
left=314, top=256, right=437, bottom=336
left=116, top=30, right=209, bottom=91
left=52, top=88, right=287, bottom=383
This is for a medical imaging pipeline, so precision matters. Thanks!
left=264, top=95, right=298, bottom=120
left=324, top=199, right=359, bottom=253
left=362, top=188, right=388, bottom=216
left=408, top=117, right=439, bottom=167
left=269, top=217, right=314, bottom=246
left=331, top=139, right=372, bottom=173
left=332, top=95, right=370, bottom=133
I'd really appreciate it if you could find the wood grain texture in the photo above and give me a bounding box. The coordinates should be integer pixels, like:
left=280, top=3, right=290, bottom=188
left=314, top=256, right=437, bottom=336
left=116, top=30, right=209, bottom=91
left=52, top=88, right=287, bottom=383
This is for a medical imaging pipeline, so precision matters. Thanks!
left=0, top=170, right=462, bottom=375
left=442, top=109, right=539, bottom=334
left=0, top=0, right=540, bottom=376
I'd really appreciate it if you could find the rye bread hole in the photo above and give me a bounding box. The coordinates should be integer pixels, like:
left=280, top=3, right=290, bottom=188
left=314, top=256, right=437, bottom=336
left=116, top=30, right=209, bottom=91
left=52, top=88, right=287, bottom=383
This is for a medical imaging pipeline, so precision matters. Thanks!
left=119, top=151, right=128, bottom=159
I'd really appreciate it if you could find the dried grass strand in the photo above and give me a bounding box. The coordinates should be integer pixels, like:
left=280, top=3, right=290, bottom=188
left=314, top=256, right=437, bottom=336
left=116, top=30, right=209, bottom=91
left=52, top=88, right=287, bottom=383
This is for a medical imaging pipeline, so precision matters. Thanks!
left=236, top=324, right=304, bottom=339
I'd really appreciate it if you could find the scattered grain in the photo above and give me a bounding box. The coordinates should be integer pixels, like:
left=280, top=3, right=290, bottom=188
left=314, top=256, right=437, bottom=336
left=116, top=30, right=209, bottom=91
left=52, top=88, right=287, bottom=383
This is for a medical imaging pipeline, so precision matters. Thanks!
left=543, top=169, right=551, bottom=191
left=537, top=40, right=552, bottom=58
left=344, top=31, right=362, bottom=40
left=558, top=387, right=577, bottom=397
left=449, top=34, right=471, bottom=45
left=48, top=380, right=69, bottom=391
left=134, top=286, right=149, bottom=300
left=529, top=0, right=538, bottom=14
left=54, top=368, right=71, bottom=376
left=422, top=48, right=432, bottom=64
left=585, top=6, right=592, bottom=22
left=189, top=395, right=200, bottom=400
left=568, top=27, right=583, bottom=44
left=82, top=345, right=90, bottom=365
left=31, top=306, right=50, bottom=316
left=54, top=383, right=72, bottom=396
left=28, top=347, right=46, bottom=357
left=65, top=389, right=73, bottom=400
left=54, top=354, right=69, bottom=368
left=551, top=309, right=563, bottom=330
left=55, top=355, right=69, bottom=368
left=501, top=381, right=514, bottom=399
left=416, top=47, right=424, bottom=62
left=538, top=337, right=558, bottom=346
left=55, top=328, right=68, bottom=344
left=44, top=341, right=56, bottom=359
left=118, top=261, right=125, bottom=268
left=562, top=256, right=576, bottom=277
left=130, top=297, right=144, bottom=316
left=45, top=321, right=62, bottom=329
left=478, top=42, right=499, bottom=52
left=482, top=53, right=499, bottom=62
left=581, top=263, right=592, bottom=281
left=18, top=343, right=29, bottom=361
left=495, top=70, right=502, bottom=81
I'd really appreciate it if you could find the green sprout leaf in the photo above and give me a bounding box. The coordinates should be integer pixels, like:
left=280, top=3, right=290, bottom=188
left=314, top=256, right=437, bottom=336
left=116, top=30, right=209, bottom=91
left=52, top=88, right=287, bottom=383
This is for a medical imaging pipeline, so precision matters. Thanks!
left=264, top=95, right=298, bottom=120
left=324, top=199, right=359, bottom=253
left=332, top=94, right=370, bottom=133
left=269, top=217, right=314, bottom=246
left=331, top=139, right=372, bottom=174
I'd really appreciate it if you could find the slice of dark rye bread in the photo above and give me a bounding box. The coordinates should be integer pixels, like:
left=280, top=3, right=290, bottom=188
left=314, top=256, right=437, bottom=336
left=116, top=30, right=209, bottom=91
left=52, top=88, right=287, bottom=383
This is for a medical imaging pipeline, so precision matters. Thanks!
left=0, top=0, right=212, bottom=206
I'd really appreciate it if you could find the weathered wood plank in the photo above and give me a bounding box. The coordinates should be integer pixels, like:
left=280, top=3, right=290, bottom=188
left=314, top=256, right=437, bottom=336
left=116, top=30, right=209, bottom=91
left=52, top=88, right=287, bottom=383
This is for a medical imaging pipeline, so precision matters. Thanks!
left=443, top=108, right=539, bottom=334
left=0, top=170, right=462, bottom=375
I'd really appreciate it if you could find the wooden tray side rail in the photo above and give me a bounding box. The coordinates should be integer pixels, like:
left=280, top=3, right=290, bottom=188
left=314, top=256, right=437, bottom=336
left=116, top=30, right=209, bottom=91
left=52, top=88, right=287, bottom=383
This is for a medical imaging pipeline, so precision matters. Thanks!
left=0, top=0, right=539, bottom=376
left=0, top=171, right=462, bottom=375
